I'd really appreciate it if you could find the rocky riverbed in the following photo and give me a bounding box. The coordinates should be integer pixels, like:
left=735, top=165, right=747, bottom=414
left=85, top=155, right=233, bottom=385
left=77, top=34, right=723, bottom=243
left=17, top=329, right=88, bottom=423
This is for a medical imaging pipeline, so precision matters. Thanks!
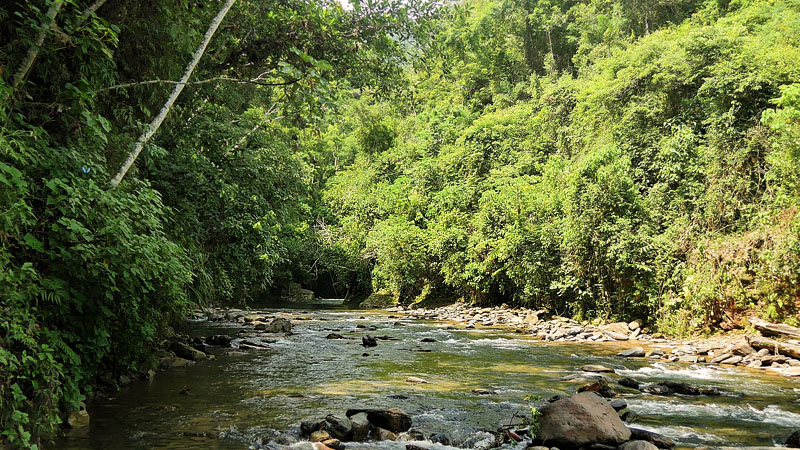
left=397, top=304, right=800, bottom=377
left=56, top=304, right=800, bottom=450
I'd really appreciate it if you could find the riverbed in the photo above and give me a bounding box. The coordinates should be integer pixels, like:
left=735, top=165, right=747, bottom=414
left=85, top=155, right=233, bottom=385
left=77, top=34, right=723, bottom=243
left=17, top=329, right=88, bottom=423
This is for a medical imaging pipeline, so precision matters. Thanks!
left=57, top=304, right=800, bottom=449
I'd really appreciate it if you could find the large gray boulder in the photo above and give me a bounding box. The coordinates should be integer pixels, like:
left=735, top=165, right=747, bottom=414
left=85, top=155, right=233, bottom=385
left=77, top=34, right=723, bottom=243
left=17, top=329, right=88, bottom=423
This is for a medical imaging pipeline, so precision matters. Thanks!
left=325, top=414, right=352, bottom=440
left=349, top=412, right=370, bottom=441
left=536, top=392, right=631, bottom=448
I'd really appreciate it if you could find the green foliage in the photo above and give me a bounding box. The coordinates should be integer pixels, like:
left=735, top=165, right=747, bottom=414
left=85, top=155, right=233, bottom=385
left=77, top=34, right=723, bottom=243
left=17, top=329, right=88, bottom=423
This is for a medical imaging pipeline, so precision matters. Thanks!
left=321, top=0, right=800, bottom=331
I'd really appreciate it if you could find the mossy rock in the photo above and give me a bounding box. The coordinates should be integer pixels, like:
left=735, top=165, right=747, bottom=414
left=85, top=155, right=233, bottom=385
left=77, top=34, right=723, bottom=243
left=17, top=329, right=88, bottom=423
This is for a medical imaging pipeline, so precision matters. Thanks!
left=359, top=292, right=396, bottom=309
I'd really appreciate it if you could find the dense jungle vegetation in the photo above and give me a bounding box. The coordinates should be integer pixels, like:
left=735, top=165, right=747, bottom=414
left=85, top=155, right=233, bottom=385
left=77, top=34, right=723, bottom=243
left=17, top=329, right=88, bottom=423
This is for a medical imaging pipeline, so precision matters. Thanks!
left=1, top=0, right=799, bottom=447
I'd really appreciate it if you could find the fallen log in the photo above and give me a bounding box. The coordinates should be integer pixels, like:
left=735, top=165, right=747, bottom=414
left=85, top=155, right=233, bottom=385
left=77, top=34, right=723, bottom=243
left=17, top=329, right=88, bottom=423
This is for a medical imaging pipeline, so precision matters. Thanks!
left=747, top=336, right=800, bottom=360
left=749, top=317, right=800, bottom=340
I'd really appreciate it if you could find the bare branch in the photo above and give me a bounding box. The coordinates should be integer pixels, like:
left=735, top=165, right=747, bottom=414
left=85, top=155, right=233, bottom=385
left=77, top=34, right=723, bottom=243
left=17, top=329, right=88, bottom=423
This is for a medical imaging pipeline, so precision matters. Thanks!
left=10, top=1, right=64, bottom=91
left=98, top=75, right=302, bottom=92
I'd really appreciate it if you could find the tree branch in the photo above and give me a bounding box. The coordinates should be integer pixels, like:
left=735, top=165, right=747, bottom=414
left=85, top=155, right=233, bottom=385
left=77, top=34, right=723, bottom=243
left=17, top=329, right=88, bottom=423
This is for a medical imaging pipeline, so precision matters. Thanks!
left=98, top=75, right=302, bottom=92
left=109, top=0, right=236, bottom=187
left=11, top=1, right=64, bottom=91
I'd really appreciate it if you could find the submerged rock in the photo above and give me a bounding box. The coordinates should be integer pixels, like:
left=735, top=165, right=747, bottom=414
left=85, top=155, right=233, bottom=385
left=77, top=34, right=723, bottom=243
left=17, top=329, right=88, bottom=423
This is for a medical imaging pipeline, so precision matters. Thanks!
left=536, top=392, right=631, bottom=448
left=362, top=335, right=378, bottom=347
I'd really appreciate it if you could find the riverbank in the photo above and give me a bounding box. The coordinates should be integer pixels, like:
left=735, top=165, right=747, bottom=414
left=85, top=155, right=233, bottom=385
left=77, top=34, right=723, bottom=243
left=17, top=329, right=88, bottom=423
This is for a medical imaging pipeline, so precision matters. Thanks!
left=392, top=304, right=800, bottom=378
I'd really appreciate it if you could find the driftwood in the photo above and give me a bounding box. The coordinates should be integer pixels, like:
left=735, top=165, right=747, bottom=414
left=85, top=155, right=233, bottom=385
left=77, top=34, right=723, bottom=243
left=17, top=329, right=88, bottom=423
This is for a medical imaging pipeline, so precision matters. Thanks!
left=749, top=317, right=800, bottom=340
left=748, top=336, right=800, bottom=360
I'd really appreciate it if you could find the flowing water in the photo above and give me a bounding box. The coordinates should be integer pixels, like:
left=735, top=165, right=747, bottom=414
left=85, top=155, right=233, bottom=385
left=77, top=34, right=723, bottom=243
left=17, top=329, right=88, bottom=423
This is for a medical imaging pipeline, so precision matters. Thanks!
left=57, top=304, right=800, bottom=449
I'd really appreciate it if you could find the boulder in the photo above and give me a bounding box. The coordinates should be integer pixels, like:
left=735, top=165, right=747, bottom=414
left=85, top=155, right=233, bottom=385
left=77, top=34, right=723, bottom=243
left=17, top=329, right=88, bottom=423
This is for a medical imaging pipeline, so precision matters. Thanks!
left=602, top=322, right=632, bottom=335
left=346, top=408, right=411, bottom=433
left=265, top=318, right=292, bottom=333
left=603, top=330, right=629, bottom=341
left=536, top=392, right=631, bottom=447
left=206, top=334, right=233, bottom=347
left=362, top=335, right=378, bottom=347
left=310, top=430, right=331, bottom=442
left=618, top=378, right=640, bottom=390
left=349, top=412, right=370, bottom=441
left=628, top=320, right=642, bottom=330
left=628, top=428, right=676, bottom=449
left=786, top=430, right=800, bottom=448
left=620, top=440, right=659, bottom=450
left=169, top=341, right=207, bottom=361
left=66, top=404, right=90, bottom=429
left=326, top=333, right=344, bottom=339
left=325, top=414, right=352, bottom=440
left=301, top=418, right=327, bottom=436
left=618, top=347, right=646, bottom=358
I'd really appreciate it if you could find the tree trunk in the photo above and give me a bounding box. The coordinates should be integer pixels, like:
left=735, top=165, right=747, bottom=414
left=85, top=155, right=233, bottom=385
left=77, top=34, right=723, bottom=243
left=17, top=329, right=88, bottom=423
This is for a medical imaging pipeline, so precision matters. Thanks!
left=10, top=1, right=64, bottom=91
left=749, top=317, right=800, bottom=340
left=748, top=336, right=800, bottom=360
left=109, top=0, right=236, bottom=187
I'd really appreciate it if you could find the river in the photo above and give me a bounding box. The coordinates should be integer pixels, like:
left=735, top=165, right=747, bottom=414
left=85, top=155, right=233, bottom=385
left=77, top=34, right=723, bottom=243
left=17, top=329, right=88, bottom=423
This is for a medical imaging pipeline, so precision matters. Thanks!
left=57, top=304, right=800, bottom=449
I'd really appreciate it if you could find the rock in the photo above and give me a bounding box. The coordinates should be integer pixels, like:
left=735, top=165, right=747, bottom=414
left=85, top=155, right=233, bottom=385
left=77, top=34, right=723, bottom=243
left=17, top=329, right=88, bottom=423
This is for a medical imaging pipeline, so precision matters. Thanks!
left=536, top=392, right=631, bottom=447
left=169, top=341, right=207, bottom=361
left=362, top=335, right=378, bottom=347
left=283, top=282, right=315, bottom=302
left=346, top=408, right=412, bottom=433
left=265, top=318, right=292, bottom=333
left=326, top=414, right=352, bottom=440
left=731, top=342, right=756, bottom=356
left=618, top=377, right=640, bottom=390
left=373, top=427, right=398, bottom=441
left=255, top=323, right=267, bottom=330
left=603, top=330, right=629, bottom=341
left=66, top=404, right=90, bottom=428
left=786, top=430, right=800, bottom=448
left=619, top=440, right=659, bottom=450
left=720, top=355, right=743, bottom=365
left=349, top=412, right=369, bottom=441
left=609, top=399, right=627, bottom=411
left=628, top=320, right=642, bottom=330
left=678, top=355, right=699, bottom=363
left=602, top=322, right=632, bottom=335
left=207, top=334, right=233, bottom=346
left=618, top=347, right=646, bottom=358
left=472, top=388, right=496, bottom=395
left=578, top=378, right=615, bottom=398
left=406, top=376, right=428, bottom=383
left=406, top=445, right=428, bottom=450
left=326, top=333, right=344, bottom=339
left=651, top=381, right=699, bottom=396
left=783, top=367, right=800, bottom=377
left=582, top=364, right=615, bottom=373
left=301, top=418, right=327, bottom=435
left=118, top=374, right=131, bottom=386
left=642, top=383, right=672, bottom=395
left=322, top=439, right=345, bottom=450
left=420, top=338, right=436, bottom=342
left=313, top=443, right=335, bottom=450
left=628, top=428, right=676, bottom=449
left=310, top=430, right=331, bottom=442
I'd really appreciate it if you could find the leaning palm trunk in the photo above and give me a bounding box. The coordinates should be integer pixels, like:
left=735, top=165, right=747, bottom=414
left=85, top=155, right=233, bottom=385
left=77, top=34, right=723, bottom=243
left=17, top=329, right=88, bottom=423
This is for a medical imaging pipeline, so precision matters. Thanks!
left=109, top=0, right=236, bottom=187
